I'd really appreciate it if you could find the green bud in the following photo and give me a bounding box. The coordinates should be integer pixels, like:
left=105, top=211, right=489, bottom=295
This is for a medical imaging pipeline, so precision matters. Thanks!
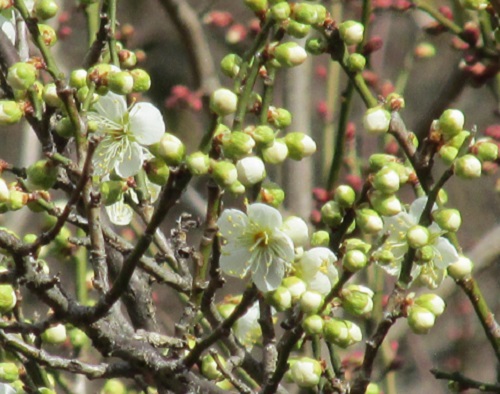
left=0, top=284, right=16, bottom=314
left=210, top=88, right=238, bottom=116
left=366, top=382, right=381, bottom=394
left=305, top=37, right=328, bottom=55
left=262, top=138, right=289, bottom=164
left=439, top=145, right=458, bottom=165
left=363, top=106, right=391, bottom=134
left=145, top=157, right=170, bottom=185
left=108, top=71, right=134, bottom=95
left=236, top=156, right=266, bottom=186
left=118, top=49, right=137, bottom=69
left=0, top=362, right=19, bottom=383
left=311, top=230, right=329, bottom=247
left=244, top=0, right=268, bottom=12
left=130, top=68, right=151, bottom=92
left=384, top=93, right=405, bottom=111
left=0, top=179, right=9, bottom=203
left=285, top=20, right=311, bottom=38
left=414, top=42, right=436, bottom=58
left=438, top=109, right=465, bottom=139
left=212, top=161, right=238, bottom=187
left=76, top=86, right=98, bottom=104
left=293, top=2, right=319, bottom=25
left=355, top=208, right=383, bottom=234
left=258, top=181, right=285, bottom=207
left=475, top=140, right=499, bottom=162
left=290, top=357, right=322, bottom=388
left=407, top=305, right=435, bottom=334
left=186, top=152, right=210, bottom=176
left=462, top=0, right=488, bottom=10
left=302, top=314, right=324, bottom=335
left=267, top=286, right=292, bottom=311
left=68, top=327, right=89, bottom=348
left=373, top=167, right=400, bottom=194
left=55, top=117, right=74, bottom=138
left=269, top=2, right=291, bottom=21
left=220, top=53, right=242, bottom=78
left=406, top=225, right=430, bottom=248
left=273, top=42, right=308, bottom=67
left=346, top=53, right=366, bottom=72
left=344, top=238, right=371, bottom=254
left=41, top=324, right=67, bottom=344
left=228, top=180, right=245, bottom=195
left=38, top=24, right=57, bottom=46
left=282, top=276, right=307, bottom=300
left=386, top=162, right=411, bottom=184
left=369, top=191, right=402, bottom=216
left=222, top=131, right=255, bottom=160
left=313, top=5, right=327, bottom=25
left=454, top=154, right=482, bottom=179
left=339, top=20, right=364, bottom=45
left=7, top=190, right=26, bottom=211
left=343, top=249, right=368, bottom=272
left=284, top=132, right=316, bottom=160
left=7, top=62, right=37, bottom=90
left=321, top=200, right=343, bottom=227
left=34, top=0, right=59, bottom=20
left=42, top=83, right=61, bottom=107
left=299, top=290, right=323, bottom=314
left=414, top=293, right=445, bottom=317
left=0, top=100, right=23, bottom=126
left=323, top=318, right=362, bottom=348
left=69, top=69, right=87, bottom=89
left=432, top=208, right=461, bottom=232
left=100, top=181, right=125, bottom=206
left=246, top=125, right=275, bottom=147
left=448, top=255, right=473, bottom=280
left=369, top=154, right=398, bottom=171
left=416, top=245, right=435, bottom=263
left=341, top=284, right=374, bottom=316
left=150, top=133, right=185, bottom=165
left=268, top=107, right=292, bottom=128
left=201, top=355, right=222, bottom=380
left=27, top=159, right=57, bottom=190
left=101, top=379, right=126, bottom=394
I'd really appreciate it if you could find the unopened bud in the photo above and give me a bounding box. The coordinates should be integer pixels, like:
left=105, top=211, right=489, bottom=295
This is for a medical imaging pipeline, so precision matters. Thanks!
left=236, top=156, right=266, bottom=186
left=341, top=284, right=374, bottom=316
left=220, top=53, right=242, bottom=78
left=42, top=83, right=61, bottom=107
left=373, top=167, right=400, bottom=193
left=268, top=107, right=292, bottom=128
left=321, top=200, right=343, bottom=227
left=282, top=276, right=307, bottom=300
left=262, top=138, right=288, bottom=164
left=414, top=42, right=436, bottom=58
left=69, top=69, right=87, bottom=89
left=186, top=152, right=210, bottom=175
left=100, top=180, right=125, bottom=206
left=267, top=286, right=292, bottom=311
left=150, top=133, right=185, bottom=165
left=406, top=225, right=430, bottom=248
left=284, top=132, right=316, bottom=160
left=258, top=181, right=285, bottom=207
left=281, top=216, right=309, bottom=248
left=339, top=20, right=364, bottom=45
left=130, top=69, right=151, bottom=92
left=212, top=161, right=238, bottom=187
left=439, top=145, right=459, bottom=165
left=305, top=37, right=328, bottom=55
left=448, top=255, right=473, bottom=279
left=27, top=159, right=57, bottom=190
left=0, top=284, right=16, bottom=314
left=438, top=109, right=465, bottom=139
left=118, top=49, right=137, bottom=69
left=269, top=2, right=291, bottom=21
left=311, top=230, right=329, bottom=247
left=210, top=88, right=238, bottom=116
left=286, top=20, right=311, bottom=38
left=475, top=140, right=498, bottom=162
left=7, top=62, right=37, bottom=90
left=145, top=157, right=170, bottom=185
left=41, top=324, right=67, bottom=344
left=462, top=0, right=488, bottom=10
left=355, top=208, right=383, bottom=234
left=346, top=53, right=366, bottom=72
left=323, top=318, right=362, bottom=348
left=454, top=154, right=482, bottom=179
left=222, top=131, right=255, bottom=160
left=432, top=208, right=461, bottom=232
left=101, top=379, right=126, bottom=394
left=343, top=249, right=368, bottom=272
left=369, top=153, right=398, bottom=171
left=38, top=24, right=57, bottom=46
left=373, top=249, right=395, bottom=266
left=247, top=125, right=275, bottom=147
left=366, top=382, right=381, bottom=394
left=244, top=0, right=268, bottom=12
left=0, top=101, right=23, bottom=126
left=293, top=2, right=319, bottom=25
left=302, top=314, right=324, bottom=335
left=299, top=290, right=323, bottom=314
left=363, top=106, right=391, bottom=134
left=68, top=327, right=89, bottom=348
left=290, top=357, right=322, bottom=388
left=0, top=180, right=9, bottom=203
left=0, top=362, right=19, bottom=383
left=34, top=0, right=59, bottom=20
left=408, top=305, right=435, bottom=334
left=230, top=181, right=246, bottom=196
left=108, top=71, right=134, bottom=95
left=414, top=293, right=445, bottom=317
left=369, top=191, right=402, bottom=216
left=273, top=42, right=308, bottom=67
left=344, top=238, right=371, bottom=254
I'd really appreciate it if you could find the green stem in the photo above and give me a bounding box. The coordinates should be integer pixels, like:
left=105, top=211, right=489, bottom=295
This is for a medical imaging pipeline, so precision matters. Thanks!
left=415, top=1, right=463, bottom=36
left=104, top=0, right=119, bottom=66
left=259, top=66, right=276, bottom=125
left=85, top=2, right=100, bottom=48
left=232, top=57, right=262, bottom=131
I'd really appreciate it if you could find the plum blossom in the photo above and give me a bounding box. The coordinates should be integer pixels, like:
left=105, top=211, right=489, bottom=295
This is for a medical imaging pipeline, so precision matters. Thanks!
left=294, top=247, right=338, bottom=296
left=217, top=203, right=295, bottom=292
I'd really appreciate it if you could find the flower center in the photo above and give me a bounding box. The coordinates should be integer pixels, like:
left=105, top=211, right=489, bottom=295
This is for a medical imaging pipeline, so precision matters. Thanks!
left=250, top=230, right=269, bottom=251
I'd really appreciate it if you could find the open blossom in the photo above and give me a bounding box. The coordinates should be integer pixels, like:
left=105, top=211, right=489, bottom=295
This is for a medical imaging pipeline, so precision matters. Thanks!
left=375, top=197, right=459, bottom=288
left=294, top=247, right=338, bottom=296
left=88, top=92, right=165, bottom=178
left=217, top=203, right=295, bottom=292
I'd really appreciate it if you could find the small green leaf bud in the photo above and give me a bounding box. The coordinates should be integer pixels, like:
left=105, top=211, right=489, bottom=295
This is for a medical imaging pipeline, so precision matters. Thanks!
left=355, top=208, right=383, bottom=234
left=246, top=125, right=275, bottom=147
left=369, top=153, right=398, bottom=171
left=311, top=230, right=330, bottom=247
left=339, top=20, right=364, bottom=45
left=236, top=156, right=266, bottom=186
left=269, top=2, right=291, bottom=21
left=244, top=0, right=268, bottom=12
left=363, top=106, right=391, bottom=134
left=38, top=24, right=57, bottom=46
left=130, top=68, right=151, bottom=92
left=220, top=53, right=242, bottom=78
left=262, top=138, right=289, bottom=164
left=186, top=152, right=210, bottom=176
left=210, top=88, right=238, bottom=116
left=0, top=285, right=16, bottom=314
left=344, top=238, right=371, bottom=254
left=475, top=140, right=499, bottom=162
left=323, top=318, right=362, bottom=348
left=0, top=179, right=9, bottom=203
left=454, top=154, right=482, bottom=179
left=302, top=314, right=324, bottom=335
left=282, top=216, right=309, bottom=248
left=7, top=62, right=37, bottom=90
left=369, top=191, right=402, bottom=216
left=150, top=133, right=185, bottom=165
left=290, top=357, right=322, bottom=388
left=42, top=83, right=61, bottom=107
left=292, top=2, right=319, bottom=25
left=462, top=0, right=488, bottom=10
left=299, top=290, right=323, bottom=314
left=101, top=379, right=126, bottom=394
left=341, top=284, right=374, bottom=316
left=0, top=362, right=19, bottom=383
left=438, top=145, right=458, bottom=165
left=201, top=355, right=222, bottom=380
left=69, top=69, right=87, bottom=89
left=222, top=131, right=255, bottom=160
left=0, top=101, right=23, bottom=126
left=258, top=181, right=285, bottom=207
left=305, top=37, right=328, bottom=55
left=27, top=159, right=57, bottom=190
left=34, top=0, right=59, bottom=20
left=346, top=53, right=366, bottom=72
left=284, top=132, right=316, bottom=160
left=321, top=200, right=343, bottom=227
left=108, top=71, right=134, bottom=95
left=273, top=42, right=308, bottom=67
left=438, top=109, right=465, bottom=139
left=41, top=324, right=67, bottom=344
left=286, top=20, right=311, bottom=38
left=282, top=276, right=307, bottom=300
left=343, top=249, right=368, bottom=272
left=7, top=190, right=27, bottom=211
left=373, top=167, right=400, bottom=193
left=268, top=106, right=292, bottom=128
left=55, top=117, right=74, bottom=138
left=267, top=286, right=292, bottom=311
left=406, top=225, right=430, bottom=248
left=100, top=181, right=125, bottom=206
left=212, top=161, right=238, bottom=187
left=432, top=208, right=461, bottom=232
left=407, top=305, right=435, bottom=334
left=414, top=293, right=445, bottom=317
left=447, top=255, right=473, bottom=279
left=145, top=157, right=170, bottom=185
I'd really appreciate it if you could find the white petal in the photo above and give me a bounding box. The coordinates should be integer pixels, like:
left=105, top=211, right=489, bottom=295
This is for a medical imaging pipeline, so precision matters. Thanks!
left=433, top=237, right=459, bottom=269
left=106, top=199, right=133, bottom=226
left=251, top=249, right=283, bottom=292
left=0, top=16, right=15, bottom=44
left=409, top=196, right=437, bottom=222
left=306, top=272, right=332, bottom=296
left=94, top=92, right=127, bottom=123
left=115, top=143, right=144, bottom=178
left=219, top=245, right=253, bottom=278
left=269, top=230, right=295, bottom=265
left=217, top=209, right=249, bottom=241
left=298, top=247, right=336, bottom=279
left=129, top=102, right=165, bottom=145
left=247, top=203, right=283, bottom=229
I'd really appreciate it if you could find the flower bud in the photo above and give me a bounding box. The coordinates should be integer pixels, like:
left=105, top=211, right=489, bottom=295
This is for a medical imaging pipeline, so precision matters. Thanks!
left=77, top=86, right=99, bottom=104
left=212, top=161, right=238, bottom=187
left=406, top=225, right=430, bottom=248
left=344, top=238, right=372, bottom=254
left=0, top=180, right=9, bottom=203
left=369, top=153, right=398, bottom=171
left=284, top=132, right=316, bottom=160
left=343, top=249, right=368, bottom=272
left=432, top=208, right=461, bottom=232
left=0, top=363, right=19, bottom=383
left=41, top=324, right=67, bottom=344
left=355, top=208, right=383, bottom=234
left=42, top=83, right=61, bottom=107
left=268, top=107, right=292, bottom=128
left=130, top=69, right=151, bottom=92
left=366, top=383, right=381, bottom=394
left=305, top=37, right=328, bottom=55
left=186, top=152, right=210, bottom=175
left=439, top=145, right=458, bottom=165
left=369, top=191, right=402, bottom=216
left=414, top=42, right=436, bottom=58
left=363, top=106, right=391, bottom=134
left=244, top=0, right=268, bottom=12
left=385, top=162, right=411, bottom=184
left=447, top=255, right=473, bottom=279
left=262, top=138, right=288, bottom=164
left=299, top=290, right=323, bottom=314
left=373, top=167, right=400, bottom=193
left=346, top=53, right=366, bottom=72
left=118, top=49, right=137, bottom=69
left=341, top=284, right=374, bottom=316
left=34, top=0, right=59, bottom=20
left=321, top=200, right=343, bottom=228
left=301, top=314, right=324, bottom=335
left=373, top=249, right=395, bottom=266
left=475, top=140, right=499, bottom=162
left=267, top=286, right=292, bottom=311
left=454, top=154, right=482, bottom=179
left=292, top=2, right=319, bottom=25
left=247, top=125, right=275, bottom=147
left=236, top=156, right=266, bottom=186
left=0, top=285, right=16, bottom=314
left=145, top=157, right=170, bottom=185
left=269, top=2, right=291, bottom=21
left=69, top=69, right=87, bottom=89
left=339, top=20, right=364, bottom=45
left=414, top=293, right=445, bottom=317
left=201, top=355, right=222, bottom=380
left=68, top=327, right=89, bottom=348
left=0, top=101, right=23, bottom=126
left=5, top=190, right=26, bottom=211
left=229, top=180, right=245, bottom=195
left=311, top=230, right=329, bottom=247
left=210, top=88, right=238, bottom=116
left=462, top=0, right=488, bottom=10
left=282, top=276, right=307, bottom=300
left=273, top=42, right=308, bottom=67
left=220, top=53, right=242, bottom=78
left=108, top=71, right=134, bottom=95
left=416, top=245, right=435, bottom=263
left=407, top=305, right=435, bottom=334
left=384, top=93, right=405, bottom=111
left=101, top=379, right=126, bottom=394
left=27, top=159, right=58, bottom=190
left=222, top=131, right=255, bottom=160
left=38, top=24, right=57, bottom=46
left=150, top=133, right=186, bottom=165
left=286, top=20, right=311, bottom=38
left=7, top=62, right=37, bottom=90
left=438, top=109, right=465, bottom=139
left=323, top=318, right=362, bottom=348
left=282, top=216, right=309, bottom=248
left=290, top=357, right=322, bottom=388
left=100, top=180, right=125, bottom=206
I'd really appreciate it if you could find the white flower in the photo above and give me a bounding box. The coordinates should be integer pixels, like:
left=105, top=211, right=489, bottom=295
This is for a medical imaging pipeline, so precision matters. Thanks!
left=233, top=302, right=262, bottom=349
left=295, top=247, right=338, bottom=296
left=217, top=203, right=295, bottom=292
left=376, top=196, right=459, bottom=288
left=88, top=92, right=165, bottom=178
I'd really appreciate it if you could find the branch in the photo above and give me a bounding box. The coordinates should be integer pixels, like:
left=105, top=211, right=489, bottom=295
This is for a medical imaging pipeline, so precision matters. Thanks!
left=430, top=369, right=500, bottom=392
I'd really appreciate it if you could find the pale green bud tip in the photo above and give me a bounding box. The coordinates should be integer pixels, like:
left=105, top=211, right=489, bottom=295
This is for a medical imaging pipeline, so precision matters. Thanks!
left=343, top=249, right=368, bottom=272
left=373, top=167, right=400, bottom=194
left=285, top=132, right=316, bottom=160
left=344, top=238, right=371, bottom=254
left=186, top=152, right=210, bottom=175
left=130, top=69, right=151, bottom=92
left=43, top=83, right=61, bottom=107
left=369, top=153, right=398, bottom=171
left=201, top=355, right=222, bottom=380
left=406, top=225, right=430, bottom=248
left=290, top=358, right=322, bottom=388
left=0, top=362, right=19, bottom=383
left=267, top=286, right=292, bottom=311
left=7, top=62, right=37, bottom=90
left=286, top=20, right=311, bottom=38
left=42, top=324, right=67, bottom=344
left=282, top=216, right=309, bottom=248
left=355, top=208, right=383, bottom=234
left=222, top=131, right=255, bottom=159
left=439, top=145, right=458, bottom=165
left=408, top=305, right=435, bottom=334
left=210, top=88, right=238, bottom=116
left=151, top=133, right=185, bottom=165
left=108, top=71, right=134, bottom=95
left=101, top=379, right=126, bottom=394
left=321, top=200, right=343, bottom=228
left=300, top=290, right=323, bottom=314
left=230, top=180, right=246, bottom=195
left=68, top=327, right=89, bottom=348
left=244, top=0, right=268, bottom=12
left=438, top=109, right=465, bottom=138
left=370, top=191, right=402, bottom=216
left=302, top=314, right=324, bottom=335
left=323, top=318, right=362, bottom=348
left=145, top=157, right=170, bottom=185
left=432, top=208, right=461, bottom=232
left=363, top=107, right=391, bottom=134
left=0, top=179, right=9, bottom=202
left=366, top=383, right=381, bottom=394
left=341, top=284, right=374, bottom=315
left=463, top=0, right=488, bottom=10
left=293, top=3, right=319, bottom=25
left=220, top=54, right=242, bottom=78
left=475, top=140, right=499, bottom=162
left=100, top=180, right=124, bottom=206
left=346, top=53, right=366, bottom=72
left=454, top=154, right=482, bottom=179
left=212, top=161, right=238, bottom=187
left=247, top=125, right=275, bottom=147
left=311, top=230, right=330, bottom=247
left=34, top=0, right=59, bottom=20
left=415, top=293, right=446, bottom=317
left=274, top=42, right=308, bottom=67
left=236, top=156, right=266, bottom=186
left=268, top=107, right=292, bottom=128
left=262, top=139, right=289, bottom=164
left=269, top=2, right=291, bottom=21
left=282, top=276, right=307, bottom=300
left=0, top=284, right=16, bottom=314
left=448, top=255, right=473, bottom=279
left=0, top=101, right=23, bottom=125
left=339, top=20, right=364, bottom=45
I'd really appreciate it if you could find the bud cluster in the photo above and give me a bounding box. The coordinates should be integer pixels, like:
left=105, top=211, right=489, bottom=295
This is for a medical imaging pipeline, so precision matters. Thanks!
left=407, top=293, right=445, bottom=334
